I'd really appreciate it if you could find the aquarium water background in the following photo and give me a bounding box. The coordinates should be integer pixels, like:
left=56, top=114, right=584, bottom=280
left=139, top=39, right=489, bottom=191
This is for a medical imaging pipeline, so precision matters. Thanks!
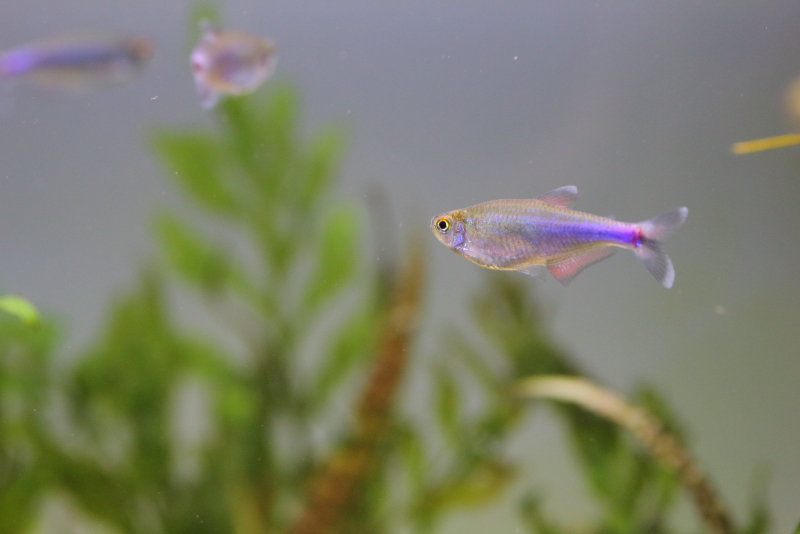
left=0, top=2, right=797, bottom=533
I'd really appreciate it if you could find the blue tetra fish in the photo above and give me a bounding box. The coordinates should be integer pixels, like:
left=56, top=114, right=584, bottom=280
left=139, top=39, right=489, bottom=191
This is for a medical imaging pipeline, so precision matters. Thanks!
left=431, top=186, right=688, bottom=287
left=190, top=21, right=277, bottom=109
left=0, top=33, right=153, bottom=91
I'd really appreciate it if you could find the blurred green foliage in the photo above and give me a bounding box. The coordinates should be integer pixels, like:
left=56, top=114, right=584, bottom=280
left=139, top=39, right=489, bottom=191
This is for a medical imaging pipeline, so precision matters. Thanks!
left=0, top=85, right=770, bottom=534
left=0, top=295, right=39, bottom=325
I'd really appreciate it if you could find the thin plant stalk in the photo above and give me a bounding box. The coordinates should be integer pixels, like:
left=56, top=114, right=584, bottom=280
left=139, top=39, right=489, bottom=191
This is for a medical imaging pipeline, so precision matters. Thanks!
left=515, top=375, right=735, bottom=534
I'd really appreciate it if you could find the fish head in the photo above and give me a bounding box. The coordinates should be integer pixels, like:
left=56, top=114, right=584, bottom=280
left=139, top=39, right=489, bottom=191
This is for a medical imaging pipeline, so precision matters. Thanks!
left=127, top=36, right=154, bottom=64
left=431, top=210, right=467, bottom=251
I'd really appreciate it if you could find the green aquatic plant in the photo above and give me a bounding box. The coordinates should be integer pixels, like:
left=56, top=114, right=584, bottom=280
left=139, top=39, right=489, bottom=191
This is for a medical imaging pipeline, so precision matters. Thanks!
left=0, top=84, right=772, bottom=534
left=0, top=309, right=55, bottom=533
left=0, top=295, right=39, bottom=325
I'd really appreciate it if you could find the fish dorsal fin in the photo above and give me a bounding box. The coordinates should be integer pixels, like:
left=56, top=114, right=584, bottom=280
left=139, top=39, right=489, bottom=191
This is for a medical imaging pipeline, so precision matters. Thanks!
left=547, top=246, right=615, bottom=286
left=534, top=186, right=578, bottom=209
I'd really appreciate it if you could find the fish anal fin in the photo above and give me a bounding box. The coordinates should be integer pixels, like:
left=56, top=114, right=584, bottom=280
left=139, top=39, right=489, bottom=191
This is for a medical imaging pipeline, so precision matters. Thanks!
left=547, top=247, right=615, bottom=286
left=518, top=265, right=544, bottom=278
left=196, top=82, right=221, bottom=109
left=534, top=186, right=578, bottom=209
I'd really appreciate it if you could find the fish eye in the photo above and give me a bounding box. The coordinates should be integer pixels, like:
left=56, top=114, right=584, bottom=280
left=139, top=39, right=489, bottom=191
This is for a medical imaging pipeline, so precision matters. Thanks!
left=436, top=217, right=450, bottom=233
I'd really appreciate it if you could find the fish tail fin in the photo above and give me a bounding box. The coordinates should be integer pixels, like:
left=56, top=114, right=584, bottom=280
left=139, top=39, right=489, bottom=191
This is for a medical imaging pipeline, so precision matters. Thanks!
left=634, top=207, right=688, bottom=288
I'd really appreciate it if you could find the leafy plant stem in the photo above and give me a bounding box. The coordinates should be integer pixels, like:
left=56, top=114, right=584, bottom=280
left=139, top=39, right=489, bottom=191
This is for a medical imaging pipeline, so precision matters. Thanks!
left=515, top=375, right=735, bottom=534
left=290, top=243, right=425, bottom=534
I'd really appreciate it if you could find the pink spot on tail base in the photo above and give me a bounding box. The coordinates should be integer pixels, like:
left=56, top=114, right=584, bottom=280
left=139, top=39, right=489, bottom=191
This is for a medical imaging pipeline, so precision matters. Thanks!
left=633, top=228, right=644, bottom=248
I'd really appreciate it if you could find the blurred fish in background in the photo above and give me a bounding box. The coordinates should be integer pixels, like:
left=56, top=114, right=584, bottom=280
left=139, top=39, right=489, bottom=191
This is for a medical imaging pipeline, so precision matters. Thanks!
left=0, top=33, right=153, bottom=92
left=190, top=20, right=277, bottom=109
left=732, top=74, right=800, bottom=154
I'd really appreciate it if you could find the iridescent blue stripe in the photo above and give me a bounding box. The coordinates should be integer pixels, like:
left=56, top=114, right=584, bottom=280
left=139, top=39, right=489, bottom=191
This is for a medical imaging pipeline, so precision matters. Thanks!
left=0, top=48, right=39, bottom=75
left=1, top=44, right=131, bottom=76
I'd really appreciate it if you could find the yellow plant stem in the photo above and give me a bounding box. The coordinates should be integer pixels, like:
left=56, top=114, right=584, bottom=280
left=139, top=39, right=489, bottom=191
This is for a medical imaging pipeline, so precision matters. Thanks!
left=731, top=133, right=800, bottom=154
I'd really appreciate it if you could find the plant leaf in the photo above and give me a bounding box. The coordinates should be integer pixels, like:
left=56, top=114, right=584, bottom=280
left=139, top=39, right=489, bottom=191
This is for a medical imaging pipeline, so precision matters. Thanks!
left=0, top=295, right=38, bottom=325
left=295, top=126, right=345, bottom=210
left=519, top=492, right=566, bottom=534
left=153, top=131, right=237, bottom=214
left=434, top=366, right=460, bottom=441
left=311, top=306, right=377, bottom=407
left=303, top=205, right=359, bottom=310
left=155, top=212, right=251, bottom=294
left=427, top=460, right=513, bottom=509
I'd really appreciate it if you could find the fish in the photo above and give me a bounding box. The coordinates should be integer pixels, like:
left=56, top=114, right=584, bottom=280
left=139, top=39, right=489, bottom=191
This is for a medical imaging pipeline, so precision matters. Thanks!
left=190, top=21, right=277, bottom=109
left=430, top=186, right=688, bottom=288
left=0, top=34, right=153, bottom=91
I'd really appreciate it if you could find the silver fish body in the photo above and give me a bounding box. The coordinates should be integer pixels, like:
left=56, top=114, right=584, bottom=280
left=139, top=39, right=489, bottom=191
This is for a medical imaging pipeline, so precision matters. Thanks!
left=191, top=22, right=277, bottom=109
left=431, top=186, right=687, bottom=287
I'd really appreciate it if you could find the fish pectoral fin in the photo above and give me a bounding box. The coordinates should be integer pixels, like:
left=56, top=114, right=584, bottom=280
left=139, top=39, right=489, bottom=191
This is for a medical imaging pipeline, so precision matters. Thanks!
left=547, top=247, right=616, bottom=286
left=534, top=186, right=578, bottom=209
